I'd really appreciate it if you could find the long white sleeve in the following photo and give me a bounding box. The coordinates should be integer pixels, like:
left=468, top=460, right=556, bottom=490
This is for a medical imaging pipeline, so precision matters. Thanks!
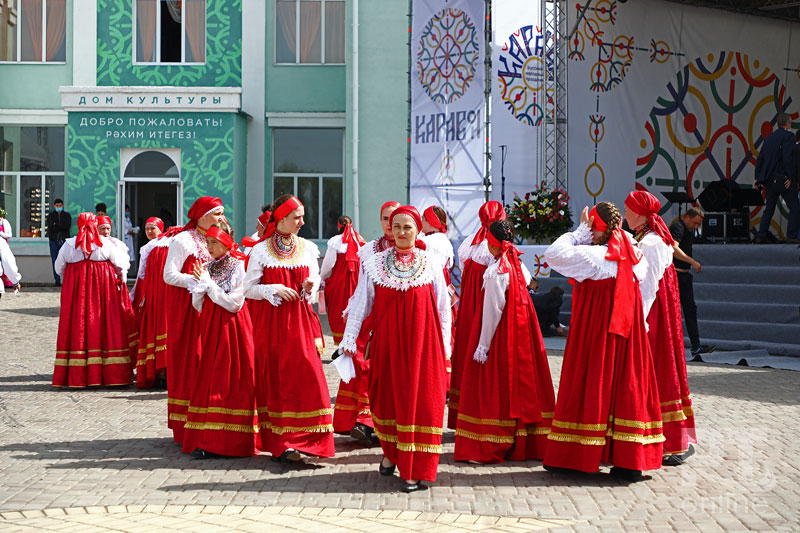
left=0, top=239, right=20, bottom=285
left=320, top=236, right=342, bottom=281
left=431, top=264, right=452, bottom=359
left=106, top=237, right=130, bottom=279
left=339, top=272, right=375, bottom=354
left=191, top=265, right=246, bottom=314
left=54, top=243, right=74, bottom=278
left=243, top=259, right=285, bottom=306
left=474, top=269, right=507, bottom=363
left=637, top=234, right=673, bottom=320
left=163, top=240, right=194, bottom=289
left=544, top=223, right=621, bottom=282
left=304, top=246, right=321, bottom=303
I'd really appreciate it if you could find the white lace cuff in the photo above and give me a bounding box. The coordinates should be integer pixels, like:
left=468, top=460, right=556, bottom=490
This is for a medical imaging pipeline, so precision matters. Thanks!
left=339, top=334, right=358, bottom=355
left=262, top=284, right=283, bottom=307
left=574, top=222, right=593, bottom=245
left=473, top=345, right=489, bottom=364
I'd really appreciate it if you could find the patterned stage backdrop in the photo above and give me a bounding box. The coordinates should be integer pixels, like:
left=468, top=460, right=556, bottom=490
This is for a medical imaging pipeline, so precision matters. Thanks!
left=410, top=0, right=487, bottom=241
left=490, top=1, right=546, bottom=207
left=568, top=0, right=800, bottom=237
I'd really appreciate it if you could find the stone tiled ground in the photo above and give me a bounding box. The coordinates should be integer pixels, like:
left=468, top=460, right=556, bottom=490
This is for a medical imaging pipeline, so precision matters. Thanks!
left=1, top=288, right=799, bottom=531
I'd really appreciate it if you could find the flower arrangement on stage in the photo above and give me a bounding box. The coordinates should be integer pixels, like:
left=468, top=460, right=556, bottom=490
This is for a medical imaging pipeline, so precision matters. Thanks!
left=506, top=183, right=572, bottom=243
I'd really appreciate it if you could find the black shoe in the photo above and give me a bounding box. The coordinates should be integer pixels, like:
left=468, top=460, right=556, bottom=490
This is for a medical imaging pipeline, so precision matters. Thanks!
left=55, top=280, right=61, bottom=287
left=191, top=448, right=220, bottom=460
left=379, top=458, right=396, bottom=476
left=543, top=464, right=579, bottom=475
left=401, top=481, right=428, bottom=493
left=610, top=466, right=650, bottom=482
left=662, top=454, right=684, bottom=467
left=276, top=449, right=301, bottom=463
left=783, top=237, right=800, bottom=244
left=691, top=344, right=716, bottom=356
left=351, top=423, right=375, bottom=444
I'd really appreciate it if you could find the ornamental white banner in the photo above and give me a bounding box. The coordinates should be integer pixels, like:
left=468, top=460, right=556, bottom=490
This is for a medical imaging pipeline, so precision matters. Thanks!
left=490, top=1, right=545, bottom=207
left=410, top=0, right=487, bottom=241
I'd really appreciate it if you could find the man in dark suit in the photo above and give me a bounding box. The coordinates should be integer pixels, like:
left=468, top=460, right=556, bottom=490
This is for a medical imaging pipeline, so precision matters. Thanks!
left=46, top=199, right=71, bottom=286
left=754, top=112, right=799, bottom=244
left=794, top=129, right=800, bottom=241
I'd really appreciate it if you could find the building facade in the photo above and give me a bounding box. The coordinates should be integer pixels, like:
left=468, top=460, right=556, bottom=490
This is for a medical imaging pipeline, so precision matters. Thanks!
left=1, top=0, right=410, bottom=282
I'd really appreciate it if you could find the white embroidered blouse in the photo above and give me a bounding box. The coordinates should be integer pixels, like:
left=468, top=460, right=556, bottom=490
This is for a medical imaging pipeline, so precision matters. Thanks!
left=320, top=233, right=350, bottom=281
left=635, top=232, right=674, bottom=319
left=163, top=229, right=212, bottom=289
left=473, top=259, right=534, bottom=364
left=421, top=231, right=454, bottom=272
left=457, top=234, right=495, bottom=268
left=54, top=236, right=130, bottom=278
left=190, top=258, right=246, bottom=314
left=130, top=237, right=171, bottom=301
left=243, top=234, right=321, bottom=307
left=339, top=247, right=452, bottom=358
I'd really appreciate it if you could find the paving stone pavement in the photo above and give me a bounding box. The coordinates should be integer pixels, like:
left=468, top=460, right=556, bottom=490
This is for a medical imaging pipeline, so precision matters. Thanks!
left=0, top=288, right=799, bottom=532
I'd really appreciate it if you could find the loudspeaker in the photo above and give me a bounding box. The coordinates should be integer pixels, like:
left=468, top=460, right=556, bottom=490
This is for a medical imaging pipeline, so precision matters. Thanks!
left=726, top=211, right=750, bottom=241
left=702, top=212, right=725, bottom=240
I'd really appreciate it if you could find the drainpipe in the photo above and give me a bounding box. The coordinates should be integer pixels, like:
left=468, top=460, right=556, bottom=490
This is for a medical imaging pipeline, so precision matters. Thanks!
left=352, top=0, right=360, bottom=228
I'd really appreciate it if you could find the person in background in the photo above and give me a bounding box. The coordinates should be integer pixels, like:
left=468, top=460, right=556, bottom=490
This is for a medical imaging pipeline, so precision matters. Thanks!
left=795, top=129, right=800, bottom=241
left=95, top=203, right=108, bottom=217
left=668, top=208, right=713, bottom=357
left=527, top=277, right=539, bottom=297
left=753, top=113, right=798, bottom=244
left=46, top=199, right=72, bottom=286
left=0, top=208, right=22, bottom=296
left=533, top=286, right=566, bottom=337
left=124, top=204, right=138, bottom=262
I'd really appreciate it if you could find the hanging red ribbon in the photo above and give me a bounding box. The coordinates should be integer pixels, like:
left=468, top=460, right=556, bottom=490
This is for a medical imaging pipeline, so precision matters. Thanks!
left=75, top=212, right=103, bottom=255
left=472, top=201, right=507, bottom=245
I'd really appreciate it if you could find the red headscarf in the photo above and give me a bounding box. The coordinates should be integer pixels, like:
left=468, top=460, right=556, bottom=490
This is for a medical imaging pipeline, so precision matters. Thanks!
left=96, top=215, right=112, bottom=227
left=181, top=196, right=223, bottom=233
left=242, top=196, right=303, bottom=247
left=588, top=205, right=643, bottom=338
left=472, top=201, right=507, bottom=245
left=205, top=226, right=246, bottom=260
left=485, top=231, right=543, bottom=420
left=257, top=211, right=272, bottom=228
left=624, top=191, right=675, bottom=246
left=75, top=212, right=103, bottom=254
left=338, top=221, right=364, bottom=270
left=423, top=206, right=447, bottom=233
left=380, top=201, right=401, bottom=239
left=145, top=217, right=164, bottom=233
left=389, top=206, right=427, bottom=250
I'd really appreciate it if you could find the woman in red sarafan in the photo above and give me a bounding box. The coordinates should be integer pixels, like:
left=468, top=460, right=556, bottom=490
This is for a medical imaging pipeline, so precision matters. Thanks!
left=543, top=202, right=664, bottom=482
left=341, top=206, right=451, bottom=493
left=182, top=223, right=258, bottom=459
left=130, top=217, right=170, bottom=389
left=162, top=197, right=225, bottom=444
left=244, top=194, right=334, bottom=463
left=320, top=215, right=373, bottom=439
left=448, top=201, right=506, bottom=430
left=454, top=220, right=555, bottom=464
left=52, top=213, right=133, bottom=388
left=624, top=191, right=697, bottom=466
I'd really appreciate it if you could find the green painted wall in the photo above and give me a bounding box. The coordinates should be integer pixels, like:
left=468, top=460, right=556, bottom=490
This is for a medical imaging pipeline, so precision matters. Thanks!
left=97, top=0, right=242, bottom=87
left=232, top=113, right=248, bottom=237
left=0, top=0, right=72, bottom=109
left=264, top=0, right=345, bottom=112
left=348, top=0, right=409, bottom=240
left=66, top=111, right=236, bottom=232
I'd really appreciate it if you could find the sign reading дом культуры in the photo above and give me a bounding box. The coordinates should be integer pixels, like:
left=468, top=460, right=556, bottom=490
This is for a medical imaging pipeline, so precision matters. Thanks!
left=60, top=87, right=241, bottom=112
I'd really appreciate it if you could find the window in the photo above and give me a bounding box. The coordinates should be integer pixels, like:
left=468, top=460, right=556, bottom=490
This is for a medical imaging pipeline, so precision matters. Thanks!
left=0, top=0, right=66, bottom=62
left=134, top=0, right=205, bottom=64
left=273, top=128, right=343, bottom=240
left=0, top=126, right=65, bottom=238
left=276, top=0, right=344, bottom=64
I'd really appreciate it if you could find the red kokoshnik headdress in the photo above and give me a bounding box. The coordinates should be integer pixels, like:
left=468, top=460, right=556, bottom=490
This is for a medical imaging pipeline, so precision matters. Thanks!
left=624, top=190, right=675, bottom=246
left=472, top=201, right=507, bottom=245
left=588, top=205, right=643, bottom=339
left=75, top=212, right=103, bottom=254
left=205, top=226, right=246, bottom=260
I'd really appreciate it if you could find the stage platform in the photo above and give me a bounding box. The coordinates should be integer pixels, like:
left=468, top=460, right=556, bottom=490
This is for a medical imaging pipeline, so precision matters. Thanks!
left=537, top=243, right=800, bottom=358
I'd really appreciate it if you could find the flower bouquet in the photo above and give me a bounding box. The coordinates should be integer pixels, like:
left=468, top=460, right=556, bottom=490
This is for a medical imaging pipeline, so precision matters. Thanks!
left=506, top=183, right=572, bottom=243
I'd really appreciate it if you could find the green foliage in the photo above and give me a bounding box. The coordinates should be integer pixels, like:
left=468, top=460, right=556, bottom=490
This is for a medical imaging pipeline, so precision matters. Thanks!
left=506, top=183, right=572, bottom=242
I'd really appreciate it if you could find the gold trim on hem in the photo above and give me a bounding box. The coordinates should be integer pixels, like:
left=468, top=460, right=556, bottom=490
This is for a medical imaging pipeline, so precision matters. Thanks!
left=169, top=413, right=187, bottom=422
left=256, top=408, right=333, bottom=418
left=54, top=356, right=131, bottom=366
left=457, top=414, right=517, bottom=427
left=168, top=398, right=190, bottom=406
left=455, top=428, right=515, bottom=444
left=258, top=422, right=333, bottom=434
left=661, top=410, right=688, bottom=423
left=187, top=406, right=257, bottom=416
left=184, top=421, right=259, bottom=434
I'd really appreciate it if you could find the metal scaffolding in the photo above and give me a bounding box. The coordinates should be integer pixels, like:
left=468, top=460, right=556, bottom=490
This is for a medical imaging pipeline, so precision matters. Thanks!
left=539, top=0, right=569, bottom=192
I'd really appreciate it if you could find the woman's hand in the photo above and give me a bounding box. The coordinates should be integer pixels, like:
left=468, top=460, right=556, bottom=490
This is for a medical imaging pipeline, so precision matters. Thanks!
left=301, top=278, right=314, bottom=293
left=275, top=285, right=300, bottom=302
left=342, top=350, right=355, bottom=359
left=191, top=261, right=205, bottom=281
left=579, top=206, right=594, bottom=228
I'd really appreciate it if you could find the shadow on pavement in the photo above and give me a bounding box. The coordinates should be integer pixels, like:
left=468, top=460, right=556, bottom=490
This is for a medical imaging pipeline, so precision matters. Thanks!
left=0, top=306, right=60, bottom=317
left=687, top=365, right=799, bottom=405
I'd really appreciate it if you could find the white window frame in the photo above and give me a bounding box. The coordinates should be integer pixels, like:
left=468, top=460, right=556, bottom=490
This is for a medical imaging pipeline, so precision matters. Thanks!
left=271, top=127, right=344, bottom=241
left=274, top=0, right=345, bottom=66
left=0, top=0, right=67, bottom=64
left=132, top=0, right=206, bottom=65
left=0, top=172, right=66, bottom=239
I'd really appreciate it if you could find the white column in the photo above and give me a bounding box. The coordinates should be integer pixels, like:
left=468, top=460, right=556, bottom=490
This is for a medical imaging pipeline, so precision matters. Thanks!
left=72, top=0, right=97, bottom=86
left=242, top=0, right=267, bottom=227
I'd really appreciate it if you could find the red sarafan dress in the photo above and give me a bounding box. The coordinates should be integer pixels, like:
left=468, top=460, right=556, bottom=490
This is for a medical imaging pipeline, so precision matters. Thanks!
left=132, top=237, right=171, bottom=388
left=543, top=223, right=664, bottom=472
left=421, top=231, right=457, bottom=359
left=163, top=229, right=212, bottom=443
left=109, top=237, right=140, bottom=356
left=53, top=236, right=134, bottom=388
left=182, top=255, right=258, bottom=457
left=448, top=236, right=494, bottom=429
left=341, top=247, right=451, bottom=482
left=636, top=230, right=697, bottom=456
left=245, top=232, right=334, bottom=458
left=454, top=253, right=555, bottom=463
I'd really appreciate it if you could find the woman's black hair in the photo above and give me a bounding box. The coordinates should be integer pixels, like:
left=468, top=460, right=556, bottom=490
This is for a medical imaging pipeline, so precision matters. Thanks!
left=337, top=215, right=352, bottom=234
left=489, top=220, right=514, bottom=242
